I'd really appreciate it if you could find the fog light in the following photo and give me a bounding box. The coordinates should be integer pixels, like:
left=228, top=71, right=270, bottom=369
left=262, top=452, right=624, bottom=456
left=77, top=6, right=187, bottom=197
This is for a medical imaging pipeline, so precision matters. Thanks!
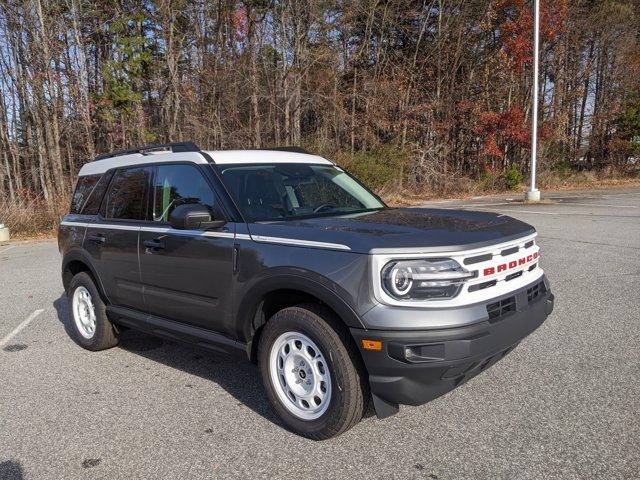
left=404, top=343, right=445, bottom=363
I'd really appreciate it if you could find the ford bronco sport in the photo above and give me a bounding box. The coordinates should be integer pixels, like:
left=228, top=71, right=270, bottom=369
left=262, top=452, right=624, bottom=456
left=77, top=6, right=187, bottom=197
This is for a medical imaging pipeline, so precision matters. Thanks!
left=59, top=142, right=554, bottom=439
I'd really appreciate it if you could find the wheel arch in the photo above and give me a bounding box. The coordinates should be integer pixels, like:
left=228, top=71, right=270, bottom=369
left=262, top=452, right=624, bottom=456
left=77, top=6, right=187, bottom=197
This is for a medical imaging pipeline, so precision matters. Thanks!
left=236, top=274, right=366, bottom=363
left=61, top=250, right=109, bottom=303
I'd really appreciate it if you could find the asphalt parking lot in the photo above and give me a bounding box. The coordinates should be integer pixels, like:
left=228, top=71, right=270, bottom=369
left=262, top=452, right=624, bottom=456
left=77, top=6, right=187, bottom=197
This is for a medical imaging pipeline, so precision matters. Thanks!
left=1, top=187, right=639, bottom=479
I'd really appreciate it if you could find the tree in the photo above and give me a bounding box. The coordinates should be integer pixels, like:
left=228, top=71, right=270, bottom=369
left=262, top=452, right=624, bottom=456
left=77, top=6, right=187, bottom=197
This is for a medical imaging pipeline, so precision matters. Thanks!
left=0, top=0, right=638, bottom=209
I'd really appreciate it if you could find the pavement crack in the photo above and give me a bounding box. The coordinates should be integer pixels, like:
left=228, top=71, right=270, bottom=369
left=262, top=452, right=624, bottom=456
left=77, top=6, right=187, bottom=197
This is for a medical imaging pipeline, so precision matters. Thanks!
left=3, top=343, right=28, bottom=352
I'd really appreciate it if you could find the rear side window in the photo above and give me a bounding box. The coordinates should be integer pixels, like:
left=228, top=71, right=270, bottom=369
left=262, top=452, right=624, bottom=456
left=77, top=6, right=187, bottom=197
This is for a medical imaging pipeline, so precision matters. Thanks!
left=70, top=175, right=100, bottom=214
left=81, top=170, right=114, bottom=215
left=152, top=164, right=216, bottom=222
left=102, top=167, right=151, bottom=220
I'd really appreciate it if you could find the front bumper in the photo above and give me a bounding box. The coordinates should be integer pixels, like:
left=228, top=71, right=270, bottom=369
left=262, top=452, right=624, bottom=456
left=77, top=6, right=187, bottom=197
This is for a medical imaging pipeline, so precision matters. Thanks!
left=350, top=276, right=554, bottom=418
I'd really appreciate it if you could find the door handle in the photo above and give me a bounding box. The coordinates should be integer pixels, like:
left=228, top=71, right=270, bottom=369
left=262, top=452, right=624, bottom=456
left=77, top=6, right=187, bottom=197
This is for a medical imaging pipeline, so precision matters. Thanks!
left=233, top=244, right=240, bottom=273
left=87, top=234, right=106, bottom=245
left=143, top=239, right=165, bottom=251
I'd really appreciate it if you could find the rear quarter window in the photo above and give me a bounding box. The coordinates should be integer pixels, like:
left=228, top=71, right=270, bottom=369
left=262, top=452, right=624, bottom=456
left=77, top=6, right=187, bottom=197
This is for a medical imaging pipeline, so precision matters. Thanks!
left=82, top=170, right=114, bottom=215
left=70, top=175, right=101, bottom=214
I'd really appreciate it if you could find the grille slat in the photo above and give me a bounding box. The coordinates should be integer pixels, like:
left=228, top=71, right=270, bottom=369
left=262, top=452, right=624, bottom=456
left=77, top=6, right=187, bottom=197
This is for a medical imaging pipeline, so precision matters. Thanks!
left=468, top=279, right=497, bottom=292
left=501, top=246, right=519, bottom=256
left=505, top=271, right=523, bottom=281
left=463, top=253, right=493, bottom=265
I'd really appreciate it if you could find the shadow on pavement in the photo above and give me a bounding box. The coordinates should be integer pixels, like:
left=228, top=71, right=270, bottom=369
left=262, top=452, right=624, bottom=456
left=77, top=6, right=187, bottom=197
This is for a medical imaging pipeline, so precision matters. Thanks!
left=52, top=294, right=283, bottom=427
left=0, top=460, right=24, bottom=480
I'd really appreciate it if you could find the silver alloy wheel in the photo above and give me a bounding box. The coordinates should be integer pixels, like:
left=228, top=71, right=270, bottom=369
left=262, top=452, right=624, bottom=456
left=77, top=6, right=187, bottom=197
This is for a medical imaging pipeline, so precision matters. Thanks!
left=72, top=286, right=97, bottom=339
left=269, top=331, right=332, bottom=420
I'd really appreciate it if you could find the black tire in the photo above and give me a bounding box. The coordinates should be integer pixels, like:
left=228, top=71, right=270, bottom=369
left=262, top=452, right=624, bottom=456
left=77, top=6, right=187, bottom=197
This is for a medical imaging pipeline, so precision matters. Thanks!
left=67, top=272, right=118, bottom=351
left=258, top=304, right=368, bottom=440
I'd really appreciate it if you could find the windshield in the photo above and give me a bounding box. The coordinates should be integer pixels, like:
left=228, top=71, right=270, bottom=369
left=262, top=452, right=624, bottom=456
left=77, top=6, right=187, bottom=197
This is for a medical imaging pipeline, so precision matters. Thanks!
left=219, top=163, right=386, bottom=222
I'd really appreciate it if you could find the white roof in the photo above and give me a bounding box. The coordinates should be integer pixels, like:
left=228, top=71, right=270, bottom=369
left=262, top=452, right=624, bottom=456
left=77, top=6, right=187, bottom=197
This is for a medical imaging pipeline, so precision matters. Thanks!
left=78, top=151, right=208, bottom=176
left=203, top=150, right=332, bottom=165
left=78, top=149, right=332, bottom=176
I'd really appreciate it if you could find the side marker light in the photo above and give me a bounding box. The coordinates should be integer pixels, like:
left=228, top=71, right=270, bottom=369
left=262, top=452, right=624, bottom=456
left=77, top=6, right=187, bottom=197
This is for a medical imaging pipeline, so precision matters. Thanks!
left=362, top=339, right=383, bottom=351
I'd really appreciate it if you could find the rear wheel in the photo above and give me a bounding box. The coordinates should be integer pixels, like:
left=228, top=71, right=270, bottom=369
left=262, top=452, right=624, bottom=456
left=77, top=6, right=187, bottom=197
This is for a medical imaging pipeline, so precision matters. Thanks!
left=67, top=272, right=118, bottom=351
left=258, top=304, right=368, bottom=440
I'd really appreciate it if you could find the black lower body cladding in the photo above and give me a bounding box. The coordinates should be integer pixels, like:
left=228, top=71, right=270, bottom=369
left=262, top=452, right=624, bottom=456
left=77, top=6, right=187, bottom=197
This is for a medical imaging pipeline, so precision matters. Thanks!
left=350, top=276, right=554, bottom=417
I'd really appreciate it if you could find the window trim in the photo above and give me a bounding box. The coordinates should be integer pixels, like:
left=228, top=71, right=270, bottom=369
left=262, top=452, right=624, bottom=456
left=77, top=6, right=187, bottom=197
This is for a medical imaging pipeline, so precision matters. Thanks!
left=205, top=160, right=248, bottom=224
left=93, top=161, right=231, bottom=227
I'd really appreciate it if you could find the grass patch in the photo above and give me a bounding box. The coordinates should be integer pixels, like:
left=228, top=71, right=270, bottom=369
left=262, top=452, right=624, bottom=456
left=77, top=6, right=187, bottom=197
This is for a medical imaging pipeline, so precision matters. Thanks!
left=0, top=194, right=68, bottom=239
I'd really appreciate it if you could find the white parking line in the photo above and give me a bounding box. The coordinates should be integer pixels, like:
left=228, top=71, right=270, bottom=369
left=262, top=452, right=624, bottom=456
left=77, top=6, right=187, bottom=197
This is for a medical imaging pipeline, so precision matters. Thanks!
left=469, top=208, right=604, bottom=216
left=602, top=192, right=640, bottom=198
left=0, top=245, right=16, bottom=254
left=487, top=209, right=564, bottom=215
left=454, top=201, right=638, bottom=210
left=0, top=309, right=45, bottom=349
left=562, top=203, right=638, bottom=209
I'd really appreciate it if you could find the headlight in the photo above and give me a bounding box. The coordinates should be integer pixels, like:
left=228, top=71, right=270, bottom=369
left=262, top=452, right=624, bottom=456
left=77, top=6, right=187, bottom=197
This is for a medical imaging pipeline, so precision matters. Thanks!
left=381, top=259, right=475, bottom=300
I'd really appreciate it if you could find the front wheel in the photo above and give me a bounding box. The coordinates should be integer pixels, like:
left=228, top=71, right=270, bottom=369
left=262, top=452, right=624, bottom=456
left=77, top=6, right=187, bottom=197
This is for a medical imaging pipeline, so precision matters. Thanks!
left=258, top=304, right=368, bottom=440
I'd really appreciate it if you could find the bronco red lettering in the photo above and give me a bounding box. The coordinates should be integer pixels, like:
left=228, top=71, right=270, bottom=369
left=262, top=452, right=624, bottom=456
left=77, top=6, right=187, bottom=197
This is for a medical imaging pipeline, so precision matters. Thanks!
left=482, top=251, right=541, bottom=277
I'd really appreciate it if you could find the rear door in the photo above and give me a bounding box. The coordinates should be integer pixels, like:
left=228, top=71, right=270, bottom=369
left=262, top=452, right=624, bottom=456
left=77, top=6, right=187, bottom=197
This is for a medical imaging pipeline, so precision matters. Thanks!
left=138, top=163, right=235, bottom=334
left=83, top=166, right=151, bottom=311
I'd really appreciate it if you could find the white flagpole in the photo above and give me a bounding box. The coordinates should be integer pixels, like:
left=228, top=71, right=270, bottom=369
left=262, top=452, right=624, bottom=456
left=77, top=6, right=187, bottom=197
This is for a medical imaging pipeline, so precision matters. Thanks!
left=526, top=0, right=541, bottom=202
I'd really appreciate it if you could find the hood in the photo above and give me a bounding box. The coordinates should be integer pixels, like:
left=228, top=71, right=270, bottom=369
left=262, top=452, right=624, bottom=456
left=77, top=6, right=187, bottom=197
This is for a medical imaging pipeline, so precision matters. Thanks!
left=246, top=207, right=535, bottom=254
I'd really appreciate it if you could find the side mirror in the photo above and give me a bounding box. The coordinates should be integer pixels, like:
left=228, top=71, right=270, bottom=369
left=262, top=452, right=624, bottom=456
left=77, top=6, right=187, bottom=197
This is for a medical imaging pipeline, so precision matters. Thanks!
left=169, top=204, right=226, bottom=230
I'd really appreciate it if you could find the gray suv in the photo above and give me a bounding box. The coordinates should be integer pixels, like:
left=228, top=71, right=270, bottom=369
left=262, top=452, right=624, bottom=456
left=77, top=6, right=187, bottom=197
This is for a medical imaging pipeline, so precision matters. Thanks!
left=58, top=142, right=554, bottom=439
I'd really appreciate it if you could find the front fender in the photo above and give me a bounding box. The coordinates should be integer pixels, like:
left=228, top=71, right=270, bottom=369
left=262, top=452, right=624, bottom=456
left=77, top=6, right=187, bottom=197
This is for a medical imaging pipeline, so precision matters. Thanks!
left=234, top=268, right=367, bottom=342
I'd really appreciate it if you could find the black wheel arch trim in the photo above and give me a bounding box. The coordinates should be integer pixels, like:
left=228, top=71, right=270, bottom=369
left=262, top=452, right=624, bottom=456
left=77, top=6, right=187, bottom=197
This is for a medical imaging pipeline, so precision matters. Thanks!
left=236, top=272, right=367, bottom=345
left=61, top=248, right=110, bottom=303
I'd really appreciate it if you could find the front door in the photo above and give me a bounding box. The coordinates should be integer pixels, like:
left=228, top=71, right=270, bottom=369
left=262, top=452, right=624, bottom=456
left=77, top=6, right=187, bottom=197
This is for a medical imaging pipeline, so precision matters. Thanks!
left=138, top=163, right=235, bottom=334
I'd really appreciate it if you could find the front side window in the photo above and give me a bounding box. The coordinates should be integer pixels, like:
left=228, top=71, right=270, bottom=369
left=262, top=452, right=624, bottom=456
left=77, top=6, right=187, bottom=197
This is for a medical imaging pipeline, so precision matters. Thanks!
left=152, top=164, right=216, bottom=222
left=220, top=163, right=385, bottom=222
left=102, top=167, right=151, bottom=220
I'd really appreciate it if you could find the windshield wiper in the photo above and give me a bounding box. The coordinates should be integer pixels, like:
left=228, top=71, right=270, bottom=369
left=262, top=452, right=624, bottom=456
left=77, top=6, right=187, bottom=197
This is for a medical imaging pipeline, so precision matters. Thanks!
left=273, top=206, right=386, bottom=221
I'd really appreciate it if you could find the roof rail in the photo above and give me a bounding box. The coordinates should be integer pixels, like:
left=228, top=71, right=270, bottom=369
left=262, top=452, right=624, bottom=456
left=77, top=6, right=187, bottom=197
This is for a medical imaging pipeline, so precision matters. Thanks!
left=263, top=146, right=312, bottom=155
left=94, top=141, right=200, bottom=161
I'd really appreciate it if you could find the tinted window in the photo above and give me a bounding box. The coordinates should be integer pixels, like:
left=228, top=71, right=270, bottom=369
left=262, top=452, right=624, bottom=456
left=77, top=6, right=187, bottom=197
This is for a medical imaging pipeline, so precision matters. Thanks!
left=82, top=170, right=114, bottom=215
left=152, top=164, right=215, bottom=222
left=70, top=175, right=100, bottom=214
left=103, top=167, right=151, bottom=220
left=220, top=164, right=384, bottom=221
